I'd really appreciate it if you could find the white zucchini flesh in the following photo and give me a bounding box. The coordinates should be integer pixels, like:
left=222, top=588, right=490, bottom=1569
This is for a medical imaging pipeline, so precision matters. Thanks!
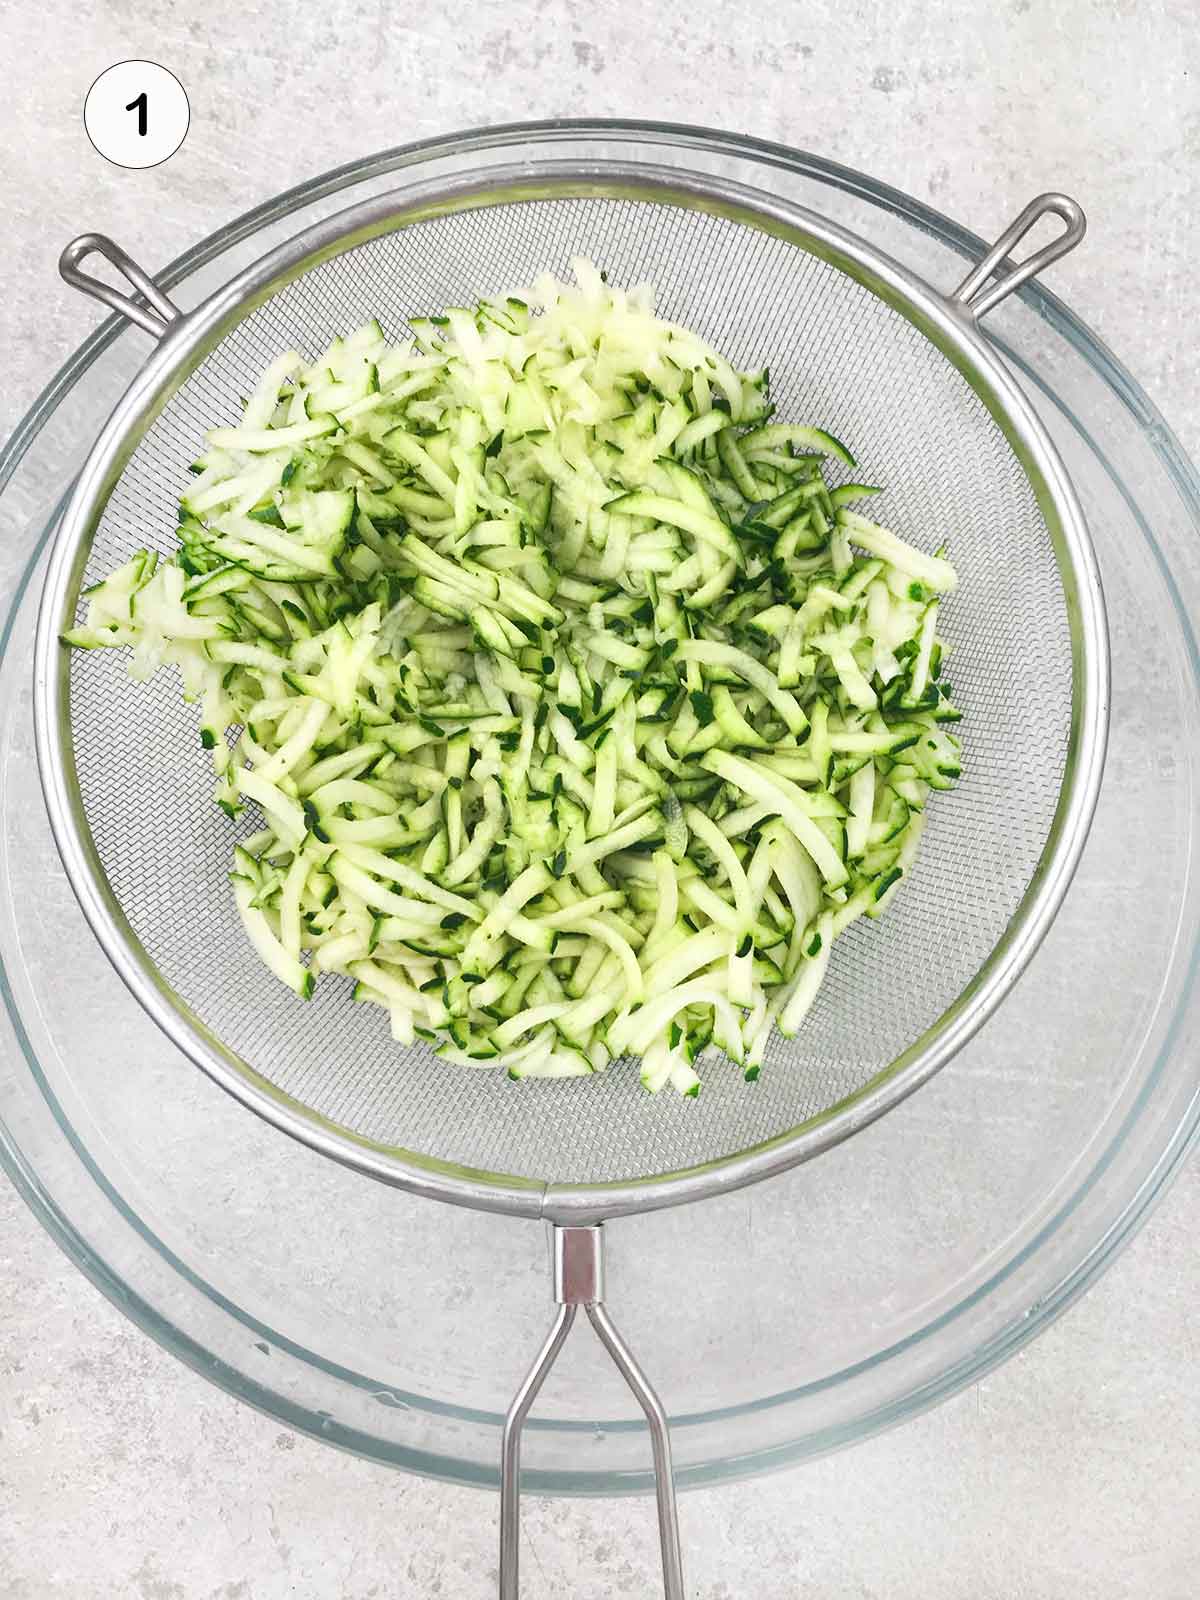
left=68, top=259, right=963, bottom=1095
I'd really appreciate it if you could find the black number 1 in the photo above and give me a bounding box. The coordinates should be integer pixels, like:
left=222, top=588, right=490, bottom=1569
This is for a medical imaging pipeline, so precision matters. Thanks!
left=125, top=92, right=148, bottom=136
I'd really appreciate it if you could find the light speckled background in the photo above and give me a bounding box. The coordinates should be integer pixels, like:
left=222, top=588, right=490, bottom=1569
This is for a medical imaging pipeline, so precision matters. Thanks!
left=2, top=1, right=1199, bottom=1595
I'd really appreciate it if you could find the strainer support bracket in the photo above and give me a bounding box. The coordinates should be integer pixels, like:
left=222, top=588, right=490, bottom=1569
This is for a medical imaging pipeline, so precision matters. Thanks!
left=952, top=192, right=1086, bottom=320
left=59, top=233, right=182, bottom=339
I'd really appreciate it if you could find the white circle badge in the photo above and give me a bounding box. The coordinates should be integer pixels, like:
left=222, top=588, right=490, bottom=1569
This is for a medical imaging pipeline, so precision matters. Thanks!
left=84, top=61, right=190, bottom=170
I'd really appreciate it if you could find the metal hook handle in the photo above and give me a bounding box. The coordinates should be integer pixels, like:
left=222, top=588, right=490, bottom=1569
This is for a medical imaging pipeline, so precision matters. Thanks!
left=59, top=233, right=182, bottom=339
left=500, top=1226, right=684, bottom=1600
left=952, top=192, right=1086, bottom=321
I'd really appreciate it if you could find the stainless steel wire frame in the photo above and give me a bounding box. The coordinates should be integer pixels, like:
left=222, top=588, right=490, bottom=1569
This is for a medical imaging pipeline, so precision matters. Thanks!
left=38, top=164, right=1107, bottom=1596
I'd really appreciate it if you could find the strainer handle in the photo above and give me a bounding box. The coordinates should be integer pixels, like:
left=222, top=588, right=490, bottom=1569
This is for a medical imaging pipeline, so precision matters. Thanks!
left=500, top=1224, right=685, bottom=1600
left=951, top=193, right=1086, bottom=320
left=59, top=234, right=182, bottom=338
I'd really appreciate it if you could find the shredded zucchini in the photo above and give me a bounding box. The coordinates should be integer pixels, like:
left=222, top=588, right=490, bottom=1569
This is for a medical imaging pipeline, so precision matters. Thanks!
left=68, top=260, right=963, bottom=1094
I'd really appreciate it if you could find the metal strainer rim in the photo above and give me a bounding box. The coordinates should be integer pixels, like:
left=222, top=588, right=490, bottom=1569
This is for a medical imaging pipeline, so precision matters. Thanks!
left=33, top=159, right=1109, bottom=1224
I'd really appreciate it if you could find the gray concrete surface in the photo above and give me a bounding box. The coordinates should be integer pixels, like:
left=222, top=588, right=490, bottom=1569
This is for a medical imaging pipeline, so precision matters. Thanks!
left=2, top=0, right=1198, bottom=1595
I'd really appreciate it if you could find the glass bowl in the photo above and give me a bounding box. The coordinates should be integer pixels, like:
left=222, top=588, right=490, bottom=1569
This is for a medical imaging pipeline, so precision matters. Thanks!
left=1, top=122, right=1198, bottom=1494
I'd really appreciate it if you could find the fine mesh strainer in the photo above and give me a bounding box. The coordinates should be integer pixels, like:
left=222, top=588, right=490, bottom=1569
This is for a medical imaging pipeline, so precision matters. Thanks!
left=35, top=159, right=1107, bottom=1596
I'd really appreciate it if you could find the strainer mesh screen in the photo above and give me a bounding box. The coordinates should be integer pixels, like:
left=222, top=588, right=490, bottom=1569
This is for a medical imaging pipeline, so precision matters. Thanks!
left=67, top=196, right=1073, bottom=1185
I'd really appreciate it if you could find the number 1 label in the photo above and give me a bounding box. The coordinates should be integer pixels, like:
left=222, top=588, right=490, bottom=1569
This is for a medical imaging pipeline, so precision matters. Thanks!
left=84, top=61, right=189, bottom=169
left=125, top=92, right=148, bottom=137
